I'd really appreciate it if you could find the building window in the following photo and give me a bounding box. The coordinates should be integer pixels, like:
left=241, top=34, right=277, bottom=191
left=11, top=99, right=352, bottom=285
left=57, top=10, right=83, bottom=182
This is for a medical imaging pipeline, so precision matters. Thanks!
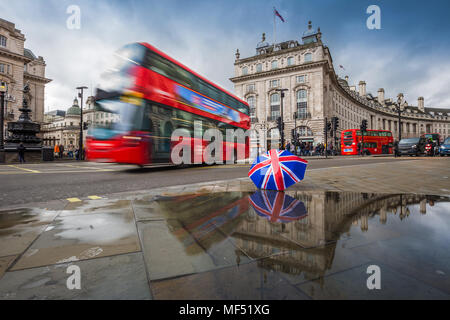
left=247, top=96, right=256, bottom=121
left=0, top=64, right=4, bottom=74
left=270, top=79, right=279, bottom=88
left=287, top=56, right=294, bottom=66
left=270, top=93, right=280, bottom=119
left=296, top=126, right=313, bottom=136
left=0, top=35, right=6, bottom=47
left=256, top=63, right=262, bottom=72
left=242, top=67, right=248, bottom=75
left=271, top=60, right=278, bottom=69
left=246, top=84, right=255, bottom=93
left=297, top=90, right=308, bottom=118
left=296, top=75, right=307, bottom=83
left=304, top=53, right=312, bottom=62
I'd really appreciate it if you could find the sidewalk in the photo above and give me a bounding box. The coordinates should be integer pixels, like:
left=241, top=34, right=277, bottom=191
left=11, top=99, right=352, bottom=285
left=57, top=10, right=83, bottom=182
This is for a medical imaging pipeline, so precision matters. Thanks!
left=0, top=158, right=449, bottom=299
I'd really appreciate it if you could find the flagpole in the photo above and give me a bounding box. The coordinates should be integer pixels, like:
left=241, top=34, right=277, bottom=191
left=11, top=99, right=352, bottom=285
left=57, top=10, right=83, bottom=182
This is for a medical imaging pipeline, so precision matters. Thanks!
left=273, top=7, right=276, bottom=45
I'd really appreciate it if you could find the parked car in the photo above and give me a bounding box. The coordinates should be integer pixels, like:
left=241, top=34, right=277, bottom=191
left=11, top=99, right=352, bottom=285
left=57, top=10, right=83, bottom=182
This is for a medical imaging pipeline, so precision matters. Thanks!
left=398, top=137, right=426, bottom=156
left=439, top=137, right=450, bottom=156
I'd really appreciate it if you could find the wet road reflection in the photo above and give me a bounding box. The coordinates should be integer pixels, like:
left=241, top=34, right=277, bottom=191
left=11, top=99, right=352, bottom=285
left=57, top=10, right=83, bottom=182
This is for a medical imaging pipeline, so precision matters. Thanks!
left=146, top=191, right=450, bottom=299
left=0, top=190, right=449, bottom=299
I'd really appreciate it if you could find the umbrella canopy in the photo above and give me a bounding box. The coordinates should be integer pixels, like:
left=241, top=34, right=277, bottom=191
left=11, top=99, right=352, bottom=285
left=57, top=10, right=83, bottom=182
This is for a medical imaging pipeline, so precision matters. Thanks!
left=249, top=190, right=307, bottom=223
left=248, top=149, right=308, bottom=191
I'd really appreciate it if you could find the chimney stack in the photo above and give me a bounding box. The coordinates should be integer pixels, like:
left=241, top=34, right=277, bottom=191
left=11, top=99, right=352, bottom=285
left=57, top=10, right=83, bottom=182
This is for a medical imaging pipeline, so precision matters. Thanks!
left=359, top=81, right=366, bottom=96
left=418, top=97, right=424, bottom=112
left=377, top=88, right=385, bottom=105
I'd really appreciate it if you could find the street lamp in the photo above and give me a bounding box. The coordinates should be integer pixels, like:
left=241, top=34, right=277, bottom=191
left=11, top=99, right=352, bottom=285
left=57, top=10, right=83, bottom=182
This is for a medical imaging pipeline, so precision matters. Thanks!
left=0, top=82, right=7, bottom=150
left=275, top=88, right=288, bottom=149
left=76, top=86, right=88, bottom=160
left=395, top=93, right=404, bottom=142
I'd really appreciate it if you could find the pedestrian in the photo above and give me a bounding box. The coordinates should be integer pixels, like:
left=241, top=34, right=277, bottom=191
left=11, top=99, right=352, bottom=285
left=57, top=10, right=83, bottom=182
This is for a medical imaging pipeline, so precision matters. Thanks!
left=357, top=142, right=361, bottom=155
left=60, top=144, right=65, bottom=159
left=54, top=144, right=60, bottom=158
left=285, top=141, right=291, bottom=151
left=68, top=144, right=74, bottom=158
left=18, top=143, right=26, bottom=163
left=394, top=141, right=399, bottom=157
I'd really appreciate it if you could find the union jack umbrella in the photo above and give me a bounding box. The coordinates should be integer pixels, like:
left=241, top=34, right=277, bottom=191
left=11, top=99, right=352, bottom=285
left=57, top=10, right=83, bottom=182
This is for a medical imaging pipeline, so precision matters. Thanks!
left=248, top=149, right=308, bottom=191
left=249, top=190, right=307, bottom=223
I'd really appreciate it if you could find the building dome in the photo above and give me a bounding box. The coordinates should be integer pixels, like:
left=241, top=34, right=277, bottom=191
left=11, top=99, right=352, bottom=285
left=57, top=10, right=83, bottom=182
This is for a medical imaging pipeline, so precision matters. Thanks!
left=66, top=98, right=81, bottom=116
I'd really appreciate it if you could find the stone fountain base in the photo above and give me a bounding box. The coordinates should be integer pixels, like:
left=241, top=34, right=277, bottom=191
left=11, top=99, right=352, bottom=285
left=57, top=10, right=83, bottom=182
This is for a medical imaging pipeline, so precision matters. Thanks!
left=0, top=147, right=54, bottom=164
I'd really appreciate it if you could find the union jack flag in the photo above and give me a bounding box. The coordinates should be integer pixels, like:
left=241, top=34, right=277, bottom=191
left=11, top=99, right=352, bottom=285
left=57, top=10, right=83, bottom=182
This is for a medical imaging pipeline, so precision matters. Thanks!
left=249, top=190, right=307, bottom=223
left=248, top=149, right=308, bottom=191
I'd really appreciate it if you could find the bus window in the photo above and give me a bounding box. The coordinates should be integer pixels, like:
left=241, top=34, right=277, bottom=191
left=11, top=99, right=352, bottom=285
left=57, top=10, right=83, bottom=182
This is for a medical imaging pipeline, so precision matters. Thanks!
left=364, top=142, right=377, bottom=148
left=343, top=131, right=353, bottom=138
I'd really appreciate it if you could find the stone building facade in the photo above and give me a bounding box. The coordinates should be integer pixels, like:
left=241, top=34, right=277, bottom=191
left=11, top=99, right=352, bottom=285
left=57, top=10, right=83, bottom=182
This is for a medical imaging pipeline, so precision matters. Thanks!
left=230, top=22, right=450, bottom=149
left=42, top=96, right=119, bottom=151
left=42, top=98, right=82, bottom=149
left=0, top=18, right=51, bottom=137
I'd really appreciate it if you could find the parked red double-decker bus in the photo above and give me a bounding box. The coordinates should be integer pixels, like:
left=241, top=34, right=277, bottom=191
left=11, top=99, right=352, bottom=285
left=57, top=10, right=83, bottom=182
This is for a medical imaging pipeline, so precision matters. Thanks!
left=341, top=129, right=394, bottom=155
left=86, top=43, right=250, bottom=166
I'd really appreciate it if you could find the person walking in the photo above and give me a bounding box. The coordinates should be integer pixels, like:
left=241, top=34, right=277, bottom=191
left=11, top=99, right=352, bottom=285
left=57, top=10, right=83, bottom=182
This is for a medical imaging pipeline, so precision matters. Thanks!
left=54, top=144, right=60, bottom=158
left=285, top=141, right=291, bottom=151
left=68, top=144, right=74, bottom=158
left=18, top=143, right=26, bottom=163
left=59, top=144, right=65, bottom=159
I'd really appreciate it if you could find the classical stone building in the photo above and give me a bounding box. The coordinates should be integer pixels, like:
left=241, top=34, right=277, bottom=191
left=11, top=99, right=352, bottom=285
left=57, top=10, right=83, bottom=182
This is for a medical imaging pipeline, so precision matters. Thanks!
left=42, top=98, right=82, bottom=149
left=42, top=96, right=119, bottom=150
left=231, top=22, right=450, bottom=148
left=0, top=18, right=51, bottom=137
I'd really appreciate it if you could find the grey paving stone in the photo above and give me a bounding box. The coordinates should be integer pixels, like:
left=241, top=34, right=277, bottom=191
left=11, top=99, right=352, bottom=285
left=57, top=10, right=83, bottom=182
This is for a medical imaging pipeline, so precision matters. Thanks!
left=0, top=253, right=151, bottom=300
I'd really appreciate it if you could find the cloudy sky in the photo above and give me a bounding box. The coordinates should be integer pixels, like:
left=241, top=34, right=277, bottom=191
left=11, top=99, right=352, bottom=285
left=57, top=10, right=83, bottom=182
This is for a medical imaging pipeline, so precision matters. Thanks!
left=2, top=0, right=450, bottom=111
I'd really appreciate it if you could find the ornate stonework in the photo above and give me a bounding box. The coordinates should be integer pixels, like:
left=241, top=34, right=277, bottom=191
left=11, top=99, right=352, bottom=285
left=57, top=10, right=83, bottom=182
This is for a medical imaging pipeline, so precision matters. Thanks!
left=231, top=22, right=450, bottom=147
left=0, top=18, right=51, bottom=138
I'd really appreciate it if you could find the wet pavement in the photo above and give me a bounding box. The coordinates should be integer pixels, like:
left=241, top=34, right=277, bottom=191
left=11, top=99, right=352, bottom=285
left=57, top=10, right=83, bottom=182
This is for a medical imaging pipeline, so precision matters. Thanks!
left=0, top=186, right=449, bottom=299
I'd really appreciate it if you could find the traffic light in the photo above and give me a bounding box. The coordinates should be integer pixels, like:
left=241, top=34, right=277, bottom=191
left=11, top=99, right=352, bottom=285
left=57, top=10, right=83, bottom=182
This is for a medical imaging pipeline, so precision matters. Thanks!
left=332, top=117, right=339, bottom=131
left=83, top=122, right=89, bottom=130
left=327, top=121, right=332, bottom=132
left=361, top=119, right=368, bottom=132
left=276, top=116, right=284, bottom=132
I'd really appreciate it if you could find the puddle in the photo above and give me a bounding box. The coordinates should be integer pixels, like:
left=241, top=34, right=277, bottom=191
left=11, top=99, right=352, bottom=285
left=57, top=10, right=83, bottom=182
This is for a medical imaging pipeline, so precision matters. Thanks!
left=142, top=191, right=450, bottom=299
left=1, top=190, right=449, bottom=299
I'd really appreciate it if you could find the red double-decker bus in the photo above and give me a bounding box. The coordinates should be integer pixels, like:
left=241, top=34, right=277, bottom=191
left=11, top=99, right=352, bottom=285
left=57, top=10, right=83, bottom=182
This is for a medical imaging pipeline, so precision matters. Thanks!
left=341, top=129, right=394, bottom=155
left=86, top=43, right=250, bottom=166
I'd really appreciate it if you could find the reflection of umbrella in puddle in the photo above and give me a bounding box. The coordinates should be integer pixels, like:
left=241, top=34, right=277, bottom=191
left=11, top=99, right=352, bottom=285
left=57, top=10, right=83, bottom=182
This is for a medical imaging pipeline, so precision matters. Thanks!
left=249, top=190, right=307, bottom=223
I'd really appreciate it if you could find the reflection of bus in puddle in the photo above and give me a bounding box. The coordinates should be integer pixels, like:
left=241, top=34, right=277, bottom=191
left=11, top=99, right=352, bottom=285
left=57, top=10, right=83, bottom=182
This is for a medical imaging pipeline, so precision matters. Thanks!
left=156, top=192, right=250, bottom=254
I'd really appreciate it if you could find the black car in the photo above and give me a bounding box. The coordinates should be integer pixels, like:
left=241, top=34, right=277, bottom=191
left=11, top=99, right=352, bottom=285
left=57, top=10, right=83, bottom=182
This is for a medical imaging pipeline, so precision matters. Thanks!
left=439, top=137, right=450, bottom=156
left=398, top=137, right=426, bottom=156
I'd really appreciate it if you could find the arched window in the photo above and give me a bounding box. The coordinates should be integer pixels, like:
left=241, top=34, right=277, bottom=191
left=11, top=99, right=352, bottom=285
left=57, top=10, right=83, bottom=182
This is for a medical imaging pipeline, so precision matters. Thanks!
left=270, top=93, right=280, bottom=120
left=296, top=90, right=308, bottom=119
left=304, top=53, right=312, bottom=62
left=256, top=63, right=262, bottom=72
left=242, top=67, right=248, bottom=75
left=271, top=60, right=278, bottom=69
left=287, top=56, right=294, bottom=66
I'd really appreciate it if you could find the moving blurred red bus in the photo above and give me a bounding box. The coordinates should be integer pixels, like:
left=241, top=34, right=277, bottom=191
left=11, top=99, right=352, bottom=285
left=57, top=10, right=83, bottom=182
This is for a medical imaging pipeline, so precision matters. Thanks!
left=86, top=43, right=250, bottom=166
left=341, top=129, right=394, bottom=155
